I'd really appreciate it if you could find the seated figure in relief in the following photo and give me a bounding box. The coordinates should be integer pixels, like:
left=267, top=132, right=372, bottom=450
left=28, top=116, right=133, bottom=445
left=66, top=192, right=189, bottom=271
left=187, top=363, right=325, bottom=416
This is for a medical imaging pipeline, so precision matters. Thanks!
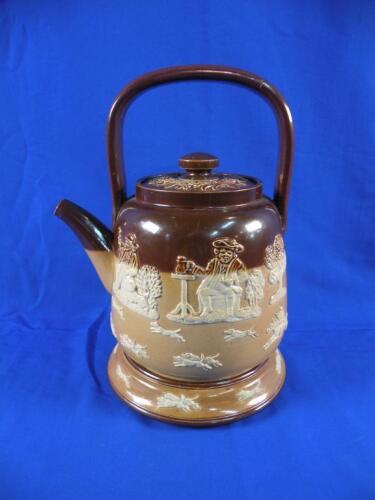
left=196, top=238, right=246, bottom=317
left=174, top=238, right=246, bottom=318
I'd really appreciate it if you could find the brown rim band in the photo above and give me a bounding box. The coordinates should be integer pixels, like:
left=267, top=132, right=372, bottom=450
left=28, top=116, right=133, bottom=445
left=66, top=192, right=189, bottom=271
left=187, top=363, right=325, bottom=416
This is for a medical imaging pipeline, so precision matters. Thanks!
left=136, top=176, right=262, bottom=208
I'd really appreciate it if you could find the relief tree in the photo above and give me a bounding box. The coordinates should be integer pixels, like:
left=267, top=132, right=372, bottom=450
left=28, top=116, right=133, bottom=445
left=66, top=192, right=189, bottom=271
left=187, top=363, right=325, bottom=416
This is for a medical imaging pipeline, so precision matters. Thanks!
left=136, top=265, right=163, bottom=314
left=265, top=234, right=286, bottom=304
left=245, top=268, right=265, bottom=315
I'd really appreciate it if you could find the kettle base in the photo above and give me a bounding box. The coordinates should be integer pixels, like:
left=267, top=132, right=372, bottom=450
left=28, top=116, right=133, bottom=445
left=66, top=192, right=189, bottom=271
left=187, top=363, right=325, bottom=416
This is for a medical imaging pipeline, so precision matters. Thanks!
left=108, top=345, right=285, bottom=426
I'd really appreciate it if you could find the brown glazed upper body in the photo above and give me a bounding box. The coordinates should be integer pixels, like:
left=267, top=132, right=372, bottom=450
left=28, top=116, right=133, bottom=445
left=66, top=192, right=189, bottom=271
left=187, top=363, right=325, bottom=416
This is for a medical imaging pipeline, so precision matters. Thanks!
left=115, top=192, right=281, bottom=273
left=115, top=153, right=280, bottom=274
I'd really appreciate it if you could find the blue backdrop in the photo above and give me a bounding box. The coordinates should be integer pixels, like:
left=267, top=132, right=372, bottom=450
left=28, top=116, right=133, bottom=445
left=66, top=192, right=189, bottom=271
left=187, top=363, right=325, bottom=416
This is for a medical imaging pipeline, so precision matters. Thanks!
left=1, top=1, right=374, bottom=499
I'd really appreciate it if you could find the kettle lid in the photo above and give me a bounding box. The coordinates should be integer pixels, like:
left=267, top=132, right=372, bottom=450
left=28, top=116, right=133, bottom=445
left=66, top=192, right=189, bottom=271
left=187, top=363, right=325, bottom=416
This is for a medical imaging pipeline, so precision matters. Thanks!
left=136, top=152, right=262, bottom=207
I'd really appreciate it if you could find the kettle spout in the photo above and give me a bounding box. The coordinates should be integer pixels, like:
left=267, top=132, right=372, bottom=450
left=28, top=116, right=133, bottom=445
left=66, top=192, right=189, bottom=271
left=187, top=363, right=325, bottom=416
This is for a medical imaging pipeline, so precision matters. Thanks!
left=54, top=199, right=114, bottom=294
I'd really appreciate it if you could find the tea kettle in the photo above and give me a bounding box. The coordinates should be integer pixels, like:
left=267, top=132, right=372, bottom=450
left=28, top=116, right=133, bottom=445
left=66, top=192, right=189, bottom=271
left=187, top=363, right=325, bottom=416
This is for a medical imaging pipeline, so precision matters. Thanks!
left=55, top=65, right=294, bottom=426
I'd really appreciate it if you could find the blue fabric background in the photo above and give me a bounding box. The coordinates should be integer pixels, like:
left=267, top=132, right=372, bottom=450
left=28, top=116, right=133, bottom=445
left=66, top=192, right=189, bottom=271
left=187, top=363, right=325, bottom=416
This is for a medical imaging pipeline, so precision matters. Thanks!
left=1, top=1, right=374, bottom=498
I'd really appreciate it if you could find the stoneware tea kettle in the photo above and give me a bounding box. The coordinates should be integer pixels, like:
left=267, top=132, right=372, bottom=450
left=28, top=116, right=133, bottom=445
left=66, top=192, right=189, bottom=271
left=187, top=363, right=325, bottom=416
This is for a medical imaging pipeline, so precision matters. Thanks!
left=55, top=65, right=294, bottom=426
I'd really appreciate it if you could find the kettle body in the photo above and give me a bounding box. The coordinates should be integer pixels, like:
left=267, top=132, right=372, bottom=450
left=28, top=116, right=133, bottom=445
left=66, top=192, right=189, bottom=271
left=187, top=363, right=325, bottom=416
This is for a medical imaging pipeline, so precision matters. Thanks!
left=55, top=66, right=293, bottom=425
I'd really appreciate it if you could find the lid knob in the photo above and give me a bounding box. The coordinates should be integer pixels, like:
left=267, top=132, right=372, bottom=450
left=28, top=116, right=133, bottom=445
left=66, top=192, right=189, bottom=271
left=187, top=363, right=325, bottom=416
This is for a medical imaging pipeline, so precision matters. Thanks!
left=179, top=152, right=219, bottom=175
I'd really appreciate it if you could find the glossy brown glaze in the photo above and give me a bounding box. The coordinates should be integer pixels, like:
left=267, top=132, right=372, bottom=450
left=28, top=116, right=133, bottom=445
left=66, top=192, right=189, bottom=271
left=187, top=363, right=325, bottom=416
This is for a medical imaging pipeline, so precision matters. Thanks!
left=54, top=199, right=113, bottom=251
left=107, top=65, right=294, bottom=230
left=114, top=196, right=281, bottom=272
left=140, top=152, right=259, bottom=203
left=179, top=152, right=219, bottom=172
left=136, top=179, right=262, bottom=207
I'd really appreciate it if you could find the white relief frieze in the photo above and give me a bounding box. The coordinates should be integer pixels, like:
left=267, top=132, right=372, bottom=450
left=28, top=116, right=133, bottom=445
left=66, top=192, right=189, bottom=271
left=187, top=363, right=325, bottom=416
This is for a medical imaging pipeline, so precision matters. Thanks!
left=223, top=327, right=257, bottom=342
left=237, top=381, right=263, bottom=401
left=156, top=393, right=201, bottom=412
left=262, top=308, right=288, bottom=351
left=110, top=311, right=117, bottom=339
left=173, top=352, right=223, bottom=371
left=118, top=333, right=150, bottom=360
left=265, top=234, right=286, bottom=304
left=167, top=238, right=265, bottom=324
left=245, top=268, right=265, bottom=316
left=149, top=322, right=186, bottom=343
left=112, top=297, right=123, bottom=316
left=275, top=351, right=283, bottom=375
left=113, top=231, right=162, bottom=320
left=148, top=175, right=248, bottom=192
left=116, top=364, right=132, bottom=388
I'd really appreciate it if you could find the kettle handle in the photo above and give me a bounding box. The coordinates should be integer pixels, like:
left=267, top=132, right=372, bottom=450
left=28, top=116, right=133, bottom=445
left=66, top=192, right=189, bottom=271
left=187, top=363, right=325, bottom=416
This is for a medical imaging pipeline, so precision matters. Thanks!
left=107, top=65, right=294, bottom=230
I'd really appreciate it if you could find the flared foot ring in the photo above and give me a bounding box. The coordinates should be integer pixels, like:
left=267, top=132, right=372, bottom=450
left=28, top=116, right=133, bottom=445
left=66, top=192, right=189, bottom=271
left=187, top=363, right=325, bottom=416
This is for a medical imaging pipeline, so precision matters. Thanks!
left=108, top=346, right=286, bottom=426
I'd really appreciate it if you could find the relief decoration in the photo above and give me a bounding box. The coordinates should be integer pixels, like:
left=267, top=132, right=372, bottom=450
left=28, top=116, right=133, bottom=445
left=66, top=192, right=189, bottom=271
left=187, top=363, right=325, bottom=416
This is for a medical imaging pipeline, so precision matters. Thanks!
left=167, top=238, right=265, bottom=324
left=262, top=307, right=288, bottom=351
left=265, top=234, right=286, bottom=304
left=118, top=333, right=149, bottom=360
left=156, top=393, right=201, bottom=412
left=223, top=327, right=257, bottom=342
left=149, top=322, right=186, bottom=343
left=173, top=352, right=223, bottom=371
left=237, top=381, right=263, bottom=401
left=116, top=364, right=132, bottom=388
left=148, top=175, right=248, bottom=192
left=113, top=230, right=162, bottom=320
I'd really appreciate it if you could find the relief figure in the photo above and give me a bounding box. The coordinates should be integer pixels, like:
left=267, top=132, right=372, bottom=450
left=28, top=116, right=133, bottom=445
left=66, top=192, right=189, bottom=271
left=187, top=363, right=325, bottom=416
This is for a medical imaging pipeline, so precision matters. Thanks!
left=113, top=231, right=162, bottom=320
left=168, top=238, right=264, bottom=324
left=265, top=234, right=286, bottom=304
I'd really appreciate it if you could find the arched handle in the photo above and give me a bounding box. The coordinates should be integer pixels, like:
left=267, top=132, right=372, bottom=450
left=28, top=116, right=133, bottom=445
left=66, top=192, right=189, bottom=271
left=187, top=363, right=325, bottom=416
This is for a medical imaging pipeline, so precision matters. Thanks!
left=107, top=65, right=294, bottom=230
